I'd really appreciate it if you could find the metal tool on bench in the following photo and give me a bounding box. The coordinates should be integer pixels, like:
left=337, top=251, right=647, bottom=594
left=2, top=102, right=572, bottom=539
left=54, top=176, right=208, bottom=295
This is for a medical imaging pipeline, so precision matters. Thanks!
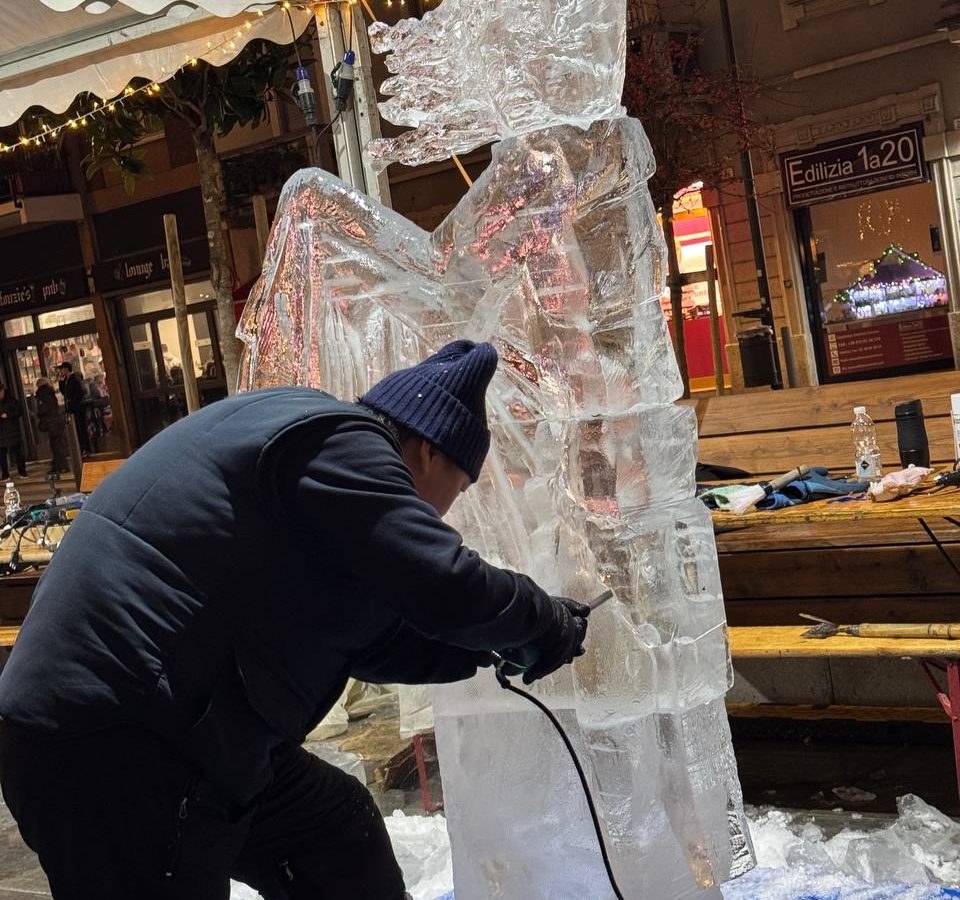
left=724, top=464, right=813, bottom=516
left=800, top=613, right=960, bottom=640
left=934, top=468, right=960, bottom=489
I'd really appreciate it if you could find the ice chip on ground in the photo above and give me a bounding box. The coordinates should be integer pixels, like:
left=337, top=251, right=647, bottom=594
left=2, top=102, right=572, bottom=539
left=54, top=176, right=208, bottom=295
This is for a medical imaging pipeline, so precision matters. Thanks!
left=722, top=799, right=960, bottom=899
left=366, top=0, right=628, bottom=170
left=844, top=832, right=934, bottom=885
left=385, top=812, right=454, bottom=900
left=834, top=786, right=880, bottom=804
left=893, top=795, right=960, bottom=885
left=228, top=813, right=453, bottom=900
left=230, top=883, right=261, bottom=900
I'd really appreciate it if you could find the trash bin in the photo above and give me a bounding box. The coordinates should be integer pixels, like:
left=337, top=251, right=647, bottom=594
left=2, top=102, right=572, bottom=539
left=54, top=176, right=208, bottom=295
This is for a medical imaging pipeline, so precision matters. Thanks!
left=737, top=326, right=778, bottom=388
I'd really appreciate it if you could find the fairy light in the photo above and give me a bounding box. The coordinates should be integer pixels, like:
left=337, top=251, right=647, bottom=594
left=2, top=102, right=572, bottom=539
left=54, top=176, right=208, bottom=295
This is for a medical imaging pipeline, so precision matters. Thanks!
left=1, top=2, right=344, bottom=157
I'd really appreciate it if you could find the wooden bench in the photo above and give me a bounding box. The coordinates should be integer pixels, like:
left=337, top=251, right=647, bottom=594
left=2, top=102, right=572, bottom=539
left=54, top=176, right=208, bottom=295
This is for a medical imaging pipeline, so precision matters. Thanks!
left=0, top=626, right=19, bottom=647
left=79, top=458, right=125, bottom=494
left=728, top=625, right=960, bottom=799
left=695, top=369, right=960, bottom=629
left=696, top=369, right=958, bottom=479
left=0, top=459, right=127, bottom=624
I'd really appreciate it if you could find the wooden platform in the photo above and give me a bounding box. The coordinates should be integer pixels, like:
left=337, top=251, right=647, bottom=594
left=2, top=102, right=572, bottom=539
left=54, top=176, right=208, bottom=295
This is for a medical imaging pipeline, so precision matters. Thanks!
left=726, top=701, right=949, bottom=724
left=700, top=370, right=960, bottom=634
left=78, top=458, right=125, bottom=493
left=697, top=369, right=959, bottom=478
left=0, top=627, right=19, bottom=647
left=729, top=625, right=960, bottom=660
left=715, top=485, right=960, bottom=529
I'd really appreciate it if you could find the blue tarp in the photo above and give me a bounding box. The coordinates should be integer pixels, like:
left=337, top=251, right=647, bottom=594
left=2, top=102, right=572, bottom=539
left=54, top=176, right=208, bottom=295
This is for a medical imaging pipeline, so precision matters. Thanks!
left=434, top=883, right=960, bottom=899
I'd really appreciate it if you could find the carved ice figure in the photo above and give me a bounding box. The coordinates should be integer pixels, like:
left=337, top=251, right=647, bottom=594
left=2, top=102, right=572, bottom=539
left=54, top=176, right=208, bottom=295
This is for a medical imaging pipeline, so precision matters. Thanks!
left=366, top=0, right=627, bottom=169
left=236, top=0, right=754, bottom=896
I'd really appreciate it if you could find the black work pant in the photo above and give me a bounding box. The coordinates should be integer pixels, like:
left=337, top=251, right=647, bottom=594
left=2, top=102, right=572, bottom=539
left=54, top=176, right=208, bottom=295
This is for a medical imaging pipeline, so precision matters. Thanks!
left=0, top=722, right=407, bottom=900
left=0, top=444, right=26, bottom=478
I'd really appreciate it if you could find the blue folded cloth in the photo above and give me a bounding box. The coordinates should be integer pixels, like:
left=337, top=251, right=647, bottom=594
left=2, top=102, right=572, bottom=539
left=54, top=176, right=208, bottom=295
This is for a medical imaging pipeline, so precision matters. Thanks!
left=698, top=467, right=868, bottom=511
left=755, top=467, right=869, bottom=510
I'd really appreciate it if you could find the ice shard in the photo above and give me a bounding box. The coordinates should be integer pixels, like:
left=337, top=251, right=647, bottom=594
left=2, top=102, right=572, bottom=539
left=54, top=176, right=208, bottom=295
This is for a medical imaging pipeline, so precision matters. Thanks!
left=237, top=0, right=754, bottom=896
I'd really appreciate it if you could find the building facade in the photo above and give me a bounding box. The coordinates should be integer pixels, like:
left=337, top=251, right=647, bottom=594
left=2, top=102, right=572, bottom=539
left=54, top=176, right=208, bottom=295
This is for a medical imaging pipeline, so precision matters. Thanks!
left=687, top=0, right=960, bottom=388
left=0, top=5, right=485, bottom=458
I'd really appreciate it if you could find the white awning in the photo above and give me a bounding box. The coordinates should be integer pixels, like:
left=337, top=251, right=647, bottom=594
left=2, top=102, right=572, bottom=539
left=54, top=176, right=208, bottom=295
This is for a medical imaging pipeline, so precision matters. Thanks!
left=0, top=2, right=311, bottom=126
left=38, top=1, right=272, bottom=14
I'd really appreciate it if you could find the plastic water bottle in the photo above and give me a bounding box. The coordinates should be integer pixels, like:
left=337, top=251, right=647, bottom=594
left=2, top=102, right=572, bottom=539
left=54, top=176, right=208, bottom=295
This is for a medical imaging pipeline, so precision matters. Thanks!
left=852, top=406, right=882, bottom=481
left=3, top=482, right=20, bottom=524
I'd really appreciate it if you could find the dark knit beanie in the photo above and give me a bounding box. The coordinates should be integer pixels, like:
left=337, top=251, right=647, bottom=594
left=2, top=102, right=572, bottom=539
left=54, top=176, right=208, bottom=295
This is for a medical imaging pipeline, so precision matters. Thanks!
left=361, top=340, right=498, bottom=482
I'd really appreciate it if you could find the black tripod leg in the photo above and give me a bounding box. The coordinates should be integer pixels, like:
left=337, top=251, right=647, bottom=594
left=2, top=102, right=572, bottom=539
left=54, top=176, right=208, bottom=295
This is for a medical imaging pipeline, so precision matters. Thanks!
left=919, top=517, right=960, bottom=581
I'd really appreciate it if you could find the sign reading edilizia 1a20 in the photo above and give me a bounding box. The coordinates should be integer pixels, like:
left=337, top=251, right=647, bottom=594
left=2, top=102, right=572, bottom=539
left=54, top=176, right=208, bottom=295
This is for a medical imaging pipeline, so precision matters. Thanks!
left=780, top=122, right=926, bottom=208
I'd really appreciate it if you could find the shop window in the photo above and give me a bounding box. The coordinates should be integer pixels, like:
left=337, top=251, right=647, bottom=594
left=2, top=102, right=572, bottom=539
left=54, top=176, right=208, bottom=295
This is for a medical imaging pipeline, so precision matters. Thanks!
left=809, top=182, right=947, bottom=325
left=124, top=281, right=214, bottom=317
left=155, top=313, right=217, bottom=384
left=3, top=315, right=33, bottom=338
left=36, top=304, right=95, bottom=330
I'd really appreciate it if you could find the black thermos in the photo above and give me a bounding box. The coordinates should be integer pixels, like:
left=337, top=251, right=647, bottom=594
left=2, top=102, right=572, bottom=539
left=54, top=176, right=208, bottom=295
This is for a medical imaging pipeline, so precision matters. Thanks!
left=895, top=399, right=930, bottom=468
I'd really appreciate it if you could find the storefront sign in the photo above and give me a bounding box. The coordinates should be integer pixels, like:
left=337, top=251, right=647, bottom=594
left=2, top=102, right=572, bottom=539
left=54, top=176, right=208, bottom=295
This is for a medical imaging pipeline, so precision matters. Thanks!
left=0, top=267, right=88, bottom=313
left=94, top=238, right=210, bottom=293
left=824, top=311, right=952, bottom=377
left=781, top=123, right=926, bottom=208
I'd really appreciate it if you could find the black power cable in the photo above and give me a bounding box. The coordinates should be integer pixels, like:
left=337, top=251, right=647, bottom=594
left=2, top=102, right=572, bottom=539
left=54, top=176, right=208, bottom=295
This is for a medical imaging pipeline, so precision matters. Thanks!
left=494, top=665, right=626, bottom=900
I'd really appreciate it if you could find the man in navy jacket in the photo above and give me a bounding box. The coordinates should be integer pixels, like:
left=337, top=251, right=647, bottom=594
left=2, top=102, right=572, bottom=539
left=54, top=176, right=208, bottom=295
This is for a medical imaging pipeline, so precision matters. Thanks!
left=0, top=340, right=589, bottom=900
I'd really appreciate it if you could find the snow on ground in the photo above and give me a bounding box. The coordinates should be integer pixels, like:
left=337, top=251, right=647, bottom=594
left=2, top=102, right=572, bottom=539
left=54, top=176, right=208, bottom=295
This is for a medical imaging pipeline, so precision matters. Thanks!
left=724, top=795, right=960, bottom=900
left=230, top=796, right=960, bottom=900
left=229, top=811, right=451, bottom=900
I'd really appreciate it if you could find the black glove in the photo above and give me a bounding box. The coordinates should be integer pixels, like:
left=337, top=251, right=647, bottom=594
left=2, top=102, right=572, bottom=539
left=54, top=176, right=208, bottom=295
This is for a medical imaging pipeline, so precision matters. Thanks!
left=521, top=596, right=590, bottom=685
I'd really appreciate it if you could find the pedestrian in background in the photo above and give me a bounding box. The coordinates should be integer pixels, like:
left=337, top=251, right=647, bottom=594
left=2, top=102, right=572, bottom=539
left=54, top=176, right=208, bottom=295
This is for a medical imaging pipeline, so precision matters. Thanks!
left=36, top=378, right=68, bottom=476
left=57, top=362, right=89, bottom=456
left=0, top=384, right=27, bottom=481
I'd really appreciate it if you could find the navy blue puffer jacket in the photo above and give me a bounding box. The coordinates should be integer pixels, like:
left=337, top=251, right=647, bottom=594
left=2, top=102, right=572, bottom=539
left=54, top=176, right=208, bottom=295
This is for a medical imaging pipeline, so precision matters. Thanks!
left=0, top=388, right=551, bottom=802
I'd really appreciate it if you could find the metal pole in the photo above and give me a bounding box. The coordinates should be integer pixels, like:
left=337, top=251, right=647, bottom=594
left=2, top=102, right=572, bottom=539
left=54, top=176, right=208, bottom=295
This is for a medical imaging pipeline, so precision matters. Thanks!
left=705, top=245, right=726, bottom=395
left=718, top=0, right=782, bottom=390
left=780, top=325, right=799, bottom=388
left=252, top=194, right=270, bottom=260
left=163, top=214, right=201, bottom=414
left=314, top=6, right=392, bottom=205
left=948, top=661, right=960, bottom=803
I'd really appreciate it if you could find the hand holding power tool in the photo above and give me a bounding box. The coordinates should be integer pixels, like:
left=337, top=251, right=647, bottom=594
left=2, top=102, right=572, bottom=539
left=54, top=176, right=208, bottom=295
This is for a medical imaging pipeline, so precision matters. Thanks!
left=496, top=590, right=612, bottom=684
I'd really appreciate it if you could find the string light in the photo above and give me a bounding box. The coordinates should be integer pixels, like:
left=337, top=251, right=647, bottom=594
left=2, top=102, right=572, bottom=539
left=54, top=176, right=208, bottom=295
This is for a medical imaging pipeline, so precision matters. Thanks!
left=0, top=1, right=328, bottom=157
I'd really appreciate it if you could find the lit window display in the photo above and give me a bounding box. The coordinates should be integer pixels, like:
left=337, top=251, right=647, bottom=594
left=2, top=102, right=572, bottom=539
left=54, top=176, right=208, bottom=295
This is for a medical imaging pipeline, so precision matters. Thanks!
left=826, top=244, right=949, bottom=323
left=657, top=183, right=729, bottom=388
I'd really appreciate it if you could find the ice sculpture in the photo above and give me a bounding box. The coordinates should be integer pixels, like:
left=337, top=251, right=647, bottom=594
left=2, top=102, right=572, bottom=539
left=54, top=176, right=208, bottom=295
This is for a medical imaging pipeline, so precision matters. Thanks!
left=236, top=0, right=754, bottom=896
left=366, top=0, right=627, bottom=170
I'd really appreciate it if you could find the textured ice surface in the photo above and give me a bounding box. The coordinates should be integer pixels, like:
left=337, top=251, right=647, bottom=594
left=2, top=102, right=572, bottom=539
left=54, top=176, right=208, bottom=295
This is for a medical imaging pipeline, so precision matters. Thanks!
left=723, top=797, right=960, bottom=899
left=237, top=119, right=678, bottom=411
left=237, top=2, right=751, bottom=894
left=366, top=0, right=627, bottom=170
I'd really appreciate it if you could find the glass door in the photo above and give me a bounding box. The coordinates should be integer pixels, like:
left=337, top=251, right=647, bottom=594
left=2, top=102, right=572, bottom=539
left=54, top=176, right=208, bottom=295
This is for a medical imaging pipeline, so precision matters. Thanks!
left=0, top=302, right=122, bottom=460
left=121, top=282, right=227, bottom=443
